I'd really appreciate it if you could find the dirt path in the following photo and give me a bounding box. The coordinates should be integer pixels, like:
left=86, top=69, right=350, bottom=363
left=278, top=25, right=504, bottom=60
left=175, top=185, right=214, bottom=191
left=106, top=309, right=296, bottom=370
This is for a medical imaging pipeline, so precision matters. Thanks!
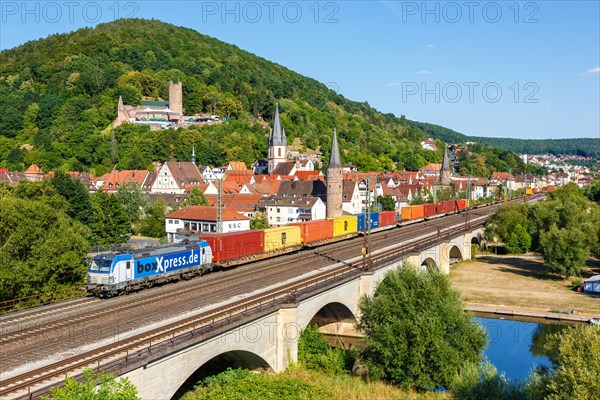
left=450, top=256, right=600, bottom=315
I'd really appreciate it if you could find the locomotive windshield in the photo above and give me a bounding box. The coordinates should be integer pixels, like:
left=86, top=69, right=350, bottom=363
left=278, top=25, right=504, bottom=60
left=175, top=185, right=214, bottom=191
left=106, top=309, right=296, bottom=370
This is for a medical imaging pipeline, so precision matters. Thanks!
left=89, top=255, right=114, bottom=273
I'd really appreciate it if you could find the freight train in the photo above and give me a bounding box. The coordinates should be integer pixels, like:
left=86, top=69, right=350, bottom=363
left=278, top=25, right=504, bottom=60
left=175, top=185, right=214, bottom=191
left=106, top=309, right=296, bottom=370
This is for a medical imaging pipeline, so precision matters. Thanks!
left=85, top=199, right=471, bottom=297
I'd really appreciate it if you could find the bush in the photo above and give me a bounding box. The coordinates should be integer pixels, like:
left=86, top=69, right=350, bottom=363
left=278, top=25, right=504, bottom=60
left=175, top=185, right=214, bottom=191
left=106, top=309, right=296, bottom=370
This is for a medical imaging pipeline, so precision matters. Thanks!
left=42, top=368, right=139, bottom=400
left=298, top=324, right=351, bottom=375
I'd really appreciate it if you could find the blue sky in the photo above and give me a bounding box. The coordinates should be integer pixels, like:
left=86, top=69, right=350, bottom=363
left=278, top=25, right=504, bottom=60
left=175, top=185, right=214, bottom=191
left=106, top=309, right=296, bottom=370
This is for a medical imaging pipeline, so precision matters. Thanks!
left=1, top=1, right=598, bottom=139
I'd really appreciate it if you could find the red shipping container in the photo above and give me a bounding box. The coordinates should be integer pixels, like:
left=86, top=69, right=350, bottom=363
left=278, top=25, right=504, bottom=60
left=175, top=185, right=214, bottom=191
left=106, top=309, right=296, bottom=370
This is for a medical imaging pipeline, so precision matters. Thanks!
left=291, top=220, right=333, bottom=244
left=448, top=200, right=458, bottom=212
left=423, top=203, right=436, bottom=217
left=202, top=230, right=264, bottom=263
left=379, top=211, right=396, bottom=227
left=411, top=205, right=425, bottom=219
left=436, top=202, right=447, bottom=214
left=456, top=199, right=467, bottom=210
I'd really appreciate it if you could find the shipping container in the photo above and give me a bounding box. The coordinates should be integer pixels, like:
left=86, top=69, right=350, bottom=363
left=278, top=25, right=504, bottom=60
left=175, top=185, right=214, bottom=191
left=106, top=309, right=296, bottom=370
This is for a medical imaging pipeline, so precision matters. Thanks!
left=356, top=212, right=380, bottom=231
left=379, top=211, right=396, bottom=227
left=532, top=188, right=539, bottom=194
left=436, top=202, right=447, bottom=214
left=291, top=219, right=333, bottom=244
left=423, top=203, right=436, bottom=217
left=264, top=226, right=302, bottom=253
left=332, top=216, right=358, bottom=237
left=401, top=207, right=412, bottom=220
left=445, top=200, right=457, bottom=213
left=456, top=199, right=467, bottom=210
left=411, top=205, right=425, bottom=219
left=525, top=188, right=533, bottom=195
left=202, top=230, right=264, bottom=264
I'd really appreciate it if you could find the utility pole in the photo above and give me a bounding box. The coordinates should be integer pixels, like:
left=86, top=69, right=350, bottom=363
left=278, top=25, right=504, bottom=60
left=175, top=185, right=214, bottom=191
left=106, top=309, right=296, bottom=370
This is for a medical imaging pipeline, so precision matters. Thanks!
left=362, top=177, right=372, bottom=270
left=216, top=177, right=223, bottom=233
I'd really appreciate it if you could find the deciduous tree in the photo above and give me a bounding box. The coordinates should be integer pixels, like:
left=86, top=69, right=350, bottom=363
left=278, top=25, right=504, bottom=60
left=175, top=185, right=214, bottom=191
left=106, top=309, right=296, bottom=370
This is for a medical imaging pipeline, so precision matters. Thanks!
left=357, top=264, right=487, bottom=390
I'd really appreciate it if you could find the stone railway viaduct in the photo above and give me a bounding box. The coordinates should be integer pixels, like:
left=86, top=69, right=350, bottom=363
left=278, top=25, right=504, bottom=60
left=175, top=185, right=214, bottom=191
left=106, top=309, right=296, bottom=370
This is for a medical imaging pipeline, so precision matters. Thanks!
left=123, top=226, right=485, bottom=399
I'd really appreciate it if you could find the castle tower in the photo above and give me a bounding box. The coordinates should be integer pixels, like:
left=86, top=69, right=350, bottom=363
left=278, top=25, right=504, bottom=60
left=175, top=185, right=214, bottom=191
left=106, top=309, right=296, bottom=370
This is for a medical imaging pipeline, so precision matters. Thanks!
left=268, top=103, right=287, bottom=174
left=440, top=147, right=452, bottom=186
left=169, top=80, right=183, bottom=119
left=113, top=95, right=128, bottom=127
left=326, top=129, right=343, bottom=218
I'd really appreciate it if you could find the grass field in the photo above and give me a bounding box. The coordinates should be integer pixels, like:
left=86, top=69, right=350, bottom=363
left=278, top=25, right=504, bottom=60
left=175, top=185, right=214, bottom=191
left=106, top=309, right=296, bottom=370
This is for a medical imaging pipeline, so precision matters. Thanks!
left=450, top=256, right=600, bottom=314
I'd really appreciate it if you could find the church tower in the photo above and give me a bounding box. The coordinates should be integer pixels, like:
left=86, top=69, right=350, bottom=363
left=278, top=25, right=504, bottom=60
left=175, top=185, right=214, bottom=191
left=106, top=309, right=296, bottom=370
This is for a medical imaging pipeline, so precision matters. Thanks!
left=326, top=129, right=343, bottom=218
left=268, top=103, right=287, bottom=174
left=440, top=147, right=452, bottom=186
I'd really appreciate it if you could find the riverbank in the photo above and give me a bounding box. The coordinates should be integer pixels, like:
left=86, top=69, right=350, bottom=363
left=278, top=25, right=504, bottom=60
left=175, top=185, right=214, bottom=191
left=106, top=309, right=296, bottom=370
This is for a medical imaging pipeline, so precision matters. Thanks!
left=451, top=255, right=600, bottom=318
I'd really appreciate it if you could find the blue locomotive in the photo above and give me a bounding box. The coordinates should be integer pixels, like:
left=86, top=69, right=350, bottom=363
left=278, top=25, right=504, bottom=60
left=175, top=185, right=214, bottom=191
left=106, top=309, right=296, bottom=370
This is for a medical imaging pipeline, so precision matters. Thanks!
left=86, top=241, right=213, bottom=297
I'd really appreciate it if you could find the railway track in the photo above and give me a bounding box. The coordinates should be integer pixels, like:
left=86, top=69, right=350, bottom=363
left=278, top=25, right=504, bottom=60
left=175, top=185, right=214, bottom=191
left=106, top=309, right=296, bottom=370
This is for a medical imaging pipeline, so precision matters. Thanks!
left=0, top=196, right=543, bottom=399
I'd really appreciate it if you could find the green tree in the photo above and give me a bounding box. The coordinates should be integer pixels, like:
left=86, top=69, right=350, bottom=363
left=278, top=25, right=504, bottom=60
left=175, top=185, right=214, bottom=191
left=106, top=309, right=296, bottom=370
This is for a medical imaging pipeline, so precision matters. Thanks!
left=505, top=223, right=532, bottom=254
left=42, top=368, right=139, bottom=400
left=138, top=198, right=167, bottom=238
left=357, top=264, right=487, bottom=390
left=184, top=186, right=209, bottom=206
left=50, top=171, right=95, bottom=226
left=90, top=191, right=130, bottom=246
left=116, top=182, right=148, bottom=224
left=539, top=225, right=587, bottom=277
left=250, top=212, right=269, bottom=230
left=377, top=195, right=396, bottom=211
left=0, top=195, right=90, bottom=301
left=583, top=178, right=600, bottom=203
left=539, top=325, right=600, bottom=400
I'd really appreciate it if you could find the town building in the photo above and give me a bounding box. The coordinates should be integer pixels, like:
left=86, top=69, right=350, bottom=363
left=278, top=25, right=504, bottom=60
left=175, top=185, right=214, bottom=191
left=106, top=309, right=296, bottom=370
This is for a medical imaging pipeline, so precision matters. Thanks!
left=151, top=162, right=204, bottom=194
left=165, top=206, right=250, bottom=243
left=263, top=197, right=326, bottom=225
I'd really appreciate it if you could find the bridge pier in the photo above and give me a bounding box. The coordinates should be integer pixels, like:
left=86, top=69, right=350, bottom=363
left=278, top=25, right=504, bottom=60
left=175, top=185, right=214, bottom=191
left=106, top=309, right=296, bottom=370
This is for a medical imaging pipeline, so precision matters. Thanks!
left=439, top=242, right=450, bottom=274
left=274, top=304, right=299, bottom=373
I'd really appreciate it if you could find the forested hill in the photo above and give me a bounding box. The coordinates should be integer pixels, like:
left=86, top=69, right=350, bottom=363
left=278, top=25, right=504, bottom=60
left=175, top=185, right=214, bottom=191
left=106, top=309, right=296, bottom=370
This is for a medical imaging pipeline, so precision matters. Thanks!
left=471, top=137, right=600, bottom=159
left=0, top=18, right=579, bottom=176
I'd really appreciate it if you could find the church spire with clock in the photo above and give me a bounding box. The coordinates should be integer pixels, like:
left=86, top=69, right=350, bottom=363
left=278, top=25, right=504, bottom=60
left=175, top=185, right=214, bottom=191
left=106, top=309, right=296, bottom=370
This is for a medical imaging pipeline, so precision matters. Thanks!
left=268, top=103, right=287, bottom=174
left=326, top=128, right=343, bottom=218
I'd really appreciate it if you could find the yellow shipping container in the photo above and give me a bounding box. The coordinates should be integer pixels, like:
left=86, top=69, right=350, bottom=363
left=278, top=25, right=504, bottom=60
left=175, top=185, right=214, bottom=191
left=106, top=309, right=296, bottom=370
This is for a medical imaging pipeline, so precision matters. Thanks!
left=332, top=216, right=358, bottom=237
left=263, top=226, right=302, bottom=253
left=526, top=188, right=533, bottom=195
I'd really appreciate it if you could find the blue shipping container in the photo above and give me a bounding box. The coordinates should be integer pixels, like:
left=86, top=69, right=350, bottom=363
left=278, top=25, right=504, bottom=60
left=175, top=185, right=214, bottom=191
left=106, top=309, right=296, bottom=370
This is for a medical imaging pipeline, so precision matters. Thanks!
left=355, top=212, right=380, bottom=231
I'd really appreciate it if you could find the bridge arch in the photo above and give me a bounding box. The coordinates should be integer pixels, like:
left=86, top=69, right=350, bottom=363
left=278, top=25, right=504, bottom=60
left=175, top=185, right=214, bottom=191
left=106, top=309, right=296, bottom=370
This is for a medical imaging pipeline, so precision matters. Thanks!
left=449, top=245, right=463, bottom=264
left=420, top=257, right=438, bottom=270
left=173, top=350, right=272, bottom=399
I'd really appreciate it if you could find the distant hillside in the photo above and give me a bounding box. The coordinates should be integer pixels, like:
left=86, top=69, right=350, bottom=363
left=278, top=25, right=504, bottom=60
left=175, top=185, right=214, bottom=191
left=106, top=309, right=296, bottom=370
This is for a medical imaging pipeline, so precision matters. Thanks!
left=0, top=18, right=533, bottom=176
left=471, top=137, right=600, bottom=158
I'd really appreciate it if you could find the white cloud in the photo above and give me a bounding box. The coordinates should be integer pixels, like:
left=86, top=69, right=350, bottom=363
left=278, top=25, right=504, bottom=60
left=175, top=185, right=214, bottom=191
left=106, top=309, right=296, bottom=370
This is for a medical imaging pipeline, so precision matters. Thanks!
left=417, top=70, right=431, bottom=75
left=426, top=44, right=436, bottom=48
left=388, top=82, right=400, bottom=87
left=580, top=66, right=600, bottom=76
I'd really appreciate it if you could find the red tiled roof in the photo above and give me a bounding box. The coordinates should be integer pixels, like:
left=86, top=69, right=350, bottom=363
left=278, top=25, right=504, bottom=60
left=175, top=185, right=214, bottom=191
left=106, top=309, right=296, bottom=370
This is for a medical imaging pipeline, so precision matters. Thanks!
left=24, top=164, right=44, bottom=175
left=97, top=170, right=149, bottom=187
left=167, top=206, right=249, bottom=221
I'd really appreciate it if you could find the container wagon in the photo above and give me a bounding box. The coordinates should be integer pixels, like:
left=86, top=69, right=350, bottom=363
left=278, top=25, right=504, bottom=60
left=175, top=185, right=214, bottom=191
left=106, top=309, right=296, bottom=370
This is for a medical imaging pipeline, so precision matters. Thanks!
left=332, top=215, right=358, bottom=237
left=356, top=212, right=380, bottom=231
left=379, top=211, right=396, bottom=227
left=202, top=230, right=264, bottom=267
left=291, top=219, right=334, bottom=245
left=264, top=226, right=302, bottom=253
left=423, top=204, right=436, bottom=218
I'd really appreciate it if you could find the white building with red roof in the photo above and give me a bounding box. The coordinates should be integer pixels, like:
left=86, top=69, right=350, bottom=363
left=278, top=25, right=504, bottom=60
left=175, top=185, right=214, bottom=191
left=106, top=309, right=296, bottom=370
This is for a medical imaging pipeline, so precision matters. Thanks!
left=165, top=206, right=250, bottom=243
